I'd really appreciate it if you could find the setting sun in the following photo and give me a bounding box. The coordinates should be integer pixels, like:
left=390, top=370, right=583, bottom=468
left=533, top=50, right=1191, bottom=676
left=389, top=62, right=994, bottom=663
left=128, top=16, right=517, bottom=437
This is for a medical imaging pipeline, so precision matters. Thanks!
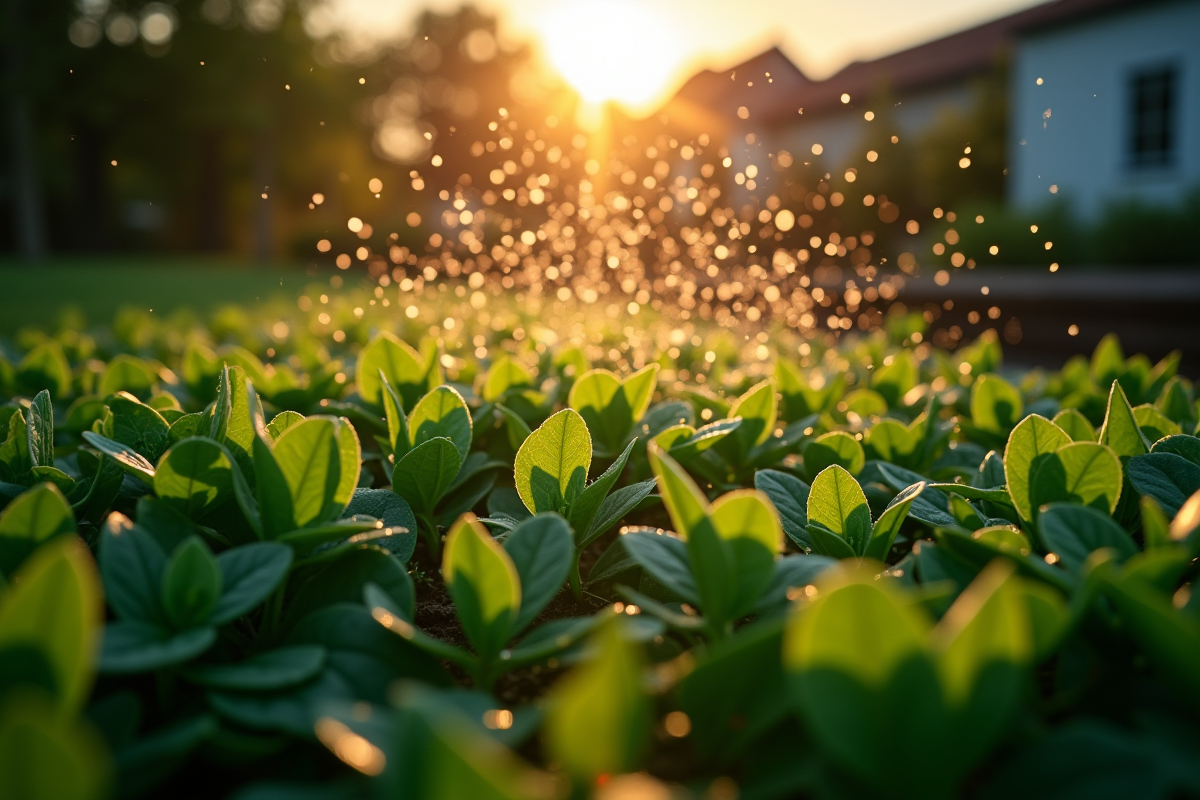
left=538, top=0, right=685, bottom=114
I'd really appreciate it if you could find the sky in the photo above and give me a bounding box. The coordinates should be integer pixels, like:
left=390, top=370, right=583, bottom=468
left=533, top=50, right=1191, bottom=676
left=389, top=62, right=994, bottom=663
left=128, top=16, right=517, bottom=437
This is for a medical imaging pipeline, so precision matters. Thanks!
left=306, top=0, right=1050, bottom=114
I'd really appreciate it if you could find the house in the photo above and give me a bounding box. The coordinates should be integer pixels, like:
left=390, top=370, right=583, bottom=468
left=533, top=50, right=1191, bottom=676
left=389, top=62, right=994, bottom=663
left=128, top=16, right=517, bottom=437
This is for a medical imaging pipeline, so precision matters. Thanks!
left=660, top=0, right=1200, bottom=221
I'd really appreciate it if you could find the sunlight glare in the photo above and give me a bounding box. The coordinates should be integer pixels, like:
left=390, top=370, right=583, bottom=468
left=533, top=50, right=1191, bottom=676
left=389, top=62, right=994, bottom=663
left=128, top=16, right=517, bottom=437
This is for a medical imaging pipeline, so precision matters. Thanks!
left=539, top=1, right=684, bottom=113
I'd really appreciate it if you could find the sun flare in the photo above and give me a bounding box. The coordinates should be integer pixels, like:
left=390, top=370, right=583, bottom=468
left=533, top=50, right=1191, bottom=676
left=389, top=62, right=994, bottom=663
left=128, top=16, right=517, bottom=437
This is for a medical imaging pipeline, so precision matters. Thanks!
left=538, top=0, right=685, bottom=114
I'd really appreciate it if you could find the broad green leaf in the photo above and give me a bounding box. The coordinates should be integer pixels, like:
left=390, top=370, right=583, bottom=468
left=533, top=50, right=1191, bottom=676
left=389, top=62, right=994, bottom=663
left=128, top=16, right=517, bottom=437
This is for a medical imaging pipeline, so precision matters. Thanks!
left=568, top=437, right=636, bottom=542
left=971, top=374, right=1023, bottom=434
left=380, top=372, right=410, bottom=459
left=871, top=351, right=918, bottom=407
left=647, top=443, right=711, bottom=538
left=1140, top=496, right=1172, bottom=550
left=545, top=619, right=650, bottom=779
left=865, top=482, right=924, bottom=560
left=357, top=332, right=431, bottom=410
left=1153, top=434, right=1200, bottom=467
left=1038, top=504, right=1137, bottom=573
left=754, top=469, right=810, bottom=550
left=442, top=514, right=520, bottom=660
left=16, top=341, right=71, bottom=399
left=503, top=514, right=573, bottom=633
left=863, top=419, right=921, bottom=466
left=496, top=403, right=532, bottom=451
left=408, top=386, right=472, bottom=462
left=1099, top=380, right=1150, bottom=459
left=569, top=365, right=658, bottom=456
left=25, top=390, right=54, bottom=468
left=0, top=536, right=101, bottom=713
left=99, top=353, right=157, bottom=398
left=107, top=393, right=171, bottom=464
left=272, top=418, right=342, bottom=529
left=807, top=465, right=872, bottom=554
left=0, top=693, right=110, bottom=800
left=1090, top=333, right=1125, bottom=387
left=1126, top=452, right=1200, bottom=517
left=266, top=410, right=304, bottom=441
left=286, top=546, right=414, bottom=625
left=251, top=434, right=292, bottom=539
left=392, top=437, right=462, bottom=517
left=661, top=418, right=740, bottom=463
left=1029, top=442, right=1123, bottom=516
left=99, top=621, right=216, bottom=673
left=210, top=542, right=292, bottom=625
left=184, top=645, right=325, bottom=691
left=803, top=431, right=865, bottom=478
left=843, top=388, right=888, bottom=418
left=716, top=379, right=776, bottom=465
left=1133, top=405, right=1180, bottom=443
left=161, top=537, right=222, bottom=629
left=513, top=409, right=591, bottom=515
left=333, top=417, right=361, bottom=514
left=99, top=513, right=166, bottom=625
left=0, top=483, right=75, bottom=578
left=481, top=356, right=534, bottom=403
left=620, top=530, right=699, bottom=603
left=153, top=437, right=234, bottom=520
left=1053, top=409, right=1097, bottom=442
left=345, top=488, right=418, bottom=562
left=806, top=520, right=858, bottom=559
left=710, top=490, right=783, bottom=616
left=582, top=479, right=657, bottom=547
left=1004, top=414, right=1071, bottom=523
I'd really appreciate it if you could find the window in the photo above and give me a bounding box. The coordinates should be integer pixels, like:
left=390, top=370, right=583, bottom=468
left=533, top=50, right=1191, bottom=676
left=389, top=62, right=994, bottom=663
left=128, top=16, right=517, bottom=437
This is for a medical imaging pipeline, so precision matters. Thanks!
left=1129, top=65, right=1178, bottom=168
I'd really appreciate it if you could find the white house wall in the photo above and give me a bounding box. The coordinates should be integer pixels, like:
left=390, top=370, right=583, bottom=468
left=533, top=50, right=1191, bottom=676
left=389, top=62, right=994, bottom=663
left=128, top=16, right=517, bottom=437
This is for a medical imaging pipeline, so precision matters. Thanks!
left=1010, top=0, right=1200, bottom=220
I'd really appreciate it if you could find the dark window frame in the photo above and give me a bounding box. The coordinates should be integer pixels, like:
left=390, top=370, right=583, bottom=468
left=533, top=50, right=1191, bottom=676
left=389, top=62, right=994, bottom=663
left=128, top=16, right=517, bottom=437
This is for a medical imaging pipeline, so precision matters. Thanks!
left=1128, top=62, right=1179, bottom=169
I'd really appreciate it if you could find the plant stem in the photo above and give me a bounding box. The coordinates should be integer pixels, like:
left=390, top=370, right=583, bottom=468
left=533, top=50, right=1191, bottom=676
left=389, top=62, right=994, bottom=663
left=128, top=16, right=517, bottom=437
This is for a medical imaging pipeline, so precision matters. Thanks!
left=568, top=552, right=583, bottom=602
left=420, top=515, right=440, bottom=560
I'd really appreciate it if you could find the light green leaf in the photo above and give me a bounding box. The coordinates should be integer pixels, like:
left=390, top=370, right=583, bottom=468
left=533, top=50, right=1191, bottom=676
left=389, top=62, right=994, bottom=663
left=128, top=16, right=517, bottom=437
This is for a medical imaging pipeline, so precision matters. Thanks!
left=271, top=418, right=343, bottom=529
left=153, top=437, right=235, bottom=520
left=0, top=483, right=76, bottom=579
left=1029, top=441, right=1123, bottom=517
left=1099, top=380, right=1150, bottom=459
left=647, top=443, right=711, bottom=538
left=971, top=374, right=1023, bottom=434
left=357, top=332, right=430, bottom=410
left=807, top=465, right=872, bottom=554
left=1003, top=414, right=1071, bottom=524
left=25, top=390, right=54, bottom=469
left=716, top=379, right=776, bottom=466
left=513, top=409, right=591, bottom=515
left=481, top=356, right=534, bottom=403
left=408, top=386, right=472, bottom=462
left=1052, top=409, right=1097, bottom=442
left=0, top=693, right=110, bottom=800
left=865, top=482, right=923, bottom=560
left=442, top=514, right=521, bottom=661
left=803, top=430, right=865, bottom=478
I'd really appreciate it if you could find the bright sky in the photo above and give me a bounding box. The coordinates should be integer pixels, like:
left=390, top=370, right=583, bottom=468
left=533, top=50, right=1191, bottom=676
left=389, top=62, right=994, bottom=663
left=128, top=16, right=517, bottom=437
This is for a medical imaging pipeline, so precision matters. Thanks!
left=308, top=0, right=1049, bottom=114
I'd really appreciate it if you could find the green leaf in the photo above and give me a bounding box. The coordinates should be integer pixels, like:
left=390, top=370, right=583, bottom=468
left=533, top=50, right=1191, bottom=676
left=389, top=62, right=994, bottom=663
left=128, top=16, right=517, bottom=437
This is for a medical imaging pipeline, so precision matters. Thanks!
left=0, top=483, right=76, bottom=579
left=620, top=530, right=699, bottom=603
left=710, top=490, right=783, bottom=617
left=153, top=437, right=235, bottom=520
left=754, top=469, right=810, bottom=550
left=99, top=353, right=158, bottom=398
left=161, top=537, right=223, bottom=629
left=661, top=418, right=740, bottom=463
left=271, top=418, right=344, bottom=529
left=1038, top=503, right=1137, bottom=573
left=266, top=410, right=305, bottom=441
left=99, top=513, right=167, bottom=625
left=581, top=479, right=657, bottom=547
left=807, top=465, right=872, bottom=554
left=1052, top=409, right=1097, bottom=442
left=1029, top=442, right=1123, bottom=517
left=872, top=351, right=918, bottom=407
left=380, top=372, right=410, bottom=459
left=503, top=513, right=573, bottom=633
left=803, top=430, right=865, bottom=478
left=481, top=355, right=534, bottom=403
left=1099, top=380, right=1150, bottom=459
left=513, top=409, right=591, bottom=515
left=545, top=619, right=650, bottom=779
left=1152, top=434, right=1200, bottom=467
left=1004, top=414, right=1071, bottom=524
left=647, top=443, right=710, bottom=538
left=210, top=542, right=292, bottom=625
left=81, top=432, right=156, bottom=485
left=0, top=536, right=101, bottom=713
left=408, top=386, right=472, bottom=462
left=568, top=437, right=636, bottom=543
left=442, top=514, right=520, bottom=662
left=716, top=379, right=776, bottom=466
left=287, top=547, right=413, bottom=625
left=496, top=403, right=532, bottom=451
left=184, top=645, right=325, bottom=690
left=806, top=520, right=858, bottom=559
left=866, top=482, right=923, bottom=560
left=100, top=621, right=216, bottom=674
left=1132, top=405, right=1180, bottom=443
left=107, top=393, right=171, bottom=464
left=971, top=374, right=1023, bottom=434
left=345, top=488, right=418, bottom=562
left=864, top=419, right=921, bottom=468
left=569, top=365, right=659, bottom=456
left=1126, top=452, right=1200, bottom=517
left=0, top=693, right=110, bottom=800
left=15, top=341, right=71, bottom=399
left=250, top=434, right=290, bottom=539
left=25, top=390, right=54, bottom=468
left=357, top=332, right=430, bottom=410
left=392, top=437, right=462, bottom=517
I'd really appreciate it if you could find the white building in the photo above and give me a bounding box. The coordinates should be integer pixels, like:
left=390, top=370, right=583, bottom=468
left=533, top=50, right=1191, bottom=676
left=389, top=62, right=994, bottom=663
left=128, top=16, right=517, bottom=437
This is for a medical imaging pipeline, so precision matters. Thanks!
left=662, top=0, right=1200, bottom=222
left=1010, top=0, right=1200, bottom=219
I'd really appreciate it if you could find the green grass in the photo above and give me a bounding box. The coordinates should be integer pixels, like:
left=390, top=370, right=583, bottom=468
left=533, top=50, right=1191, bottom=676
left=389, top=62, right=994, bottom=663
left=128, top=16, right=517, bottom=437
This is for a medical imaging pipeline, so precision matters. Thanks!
left=0, top=256, right=309, bottom=333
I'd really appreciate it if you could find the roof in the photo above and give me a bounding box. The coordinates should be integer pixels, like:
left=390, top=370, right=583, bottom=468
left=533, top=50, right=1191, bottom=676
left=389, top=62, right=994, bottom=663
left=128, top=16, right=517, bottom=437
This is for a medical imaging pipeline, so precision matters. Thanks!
left=662, top=0, right=1140, bottom=128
